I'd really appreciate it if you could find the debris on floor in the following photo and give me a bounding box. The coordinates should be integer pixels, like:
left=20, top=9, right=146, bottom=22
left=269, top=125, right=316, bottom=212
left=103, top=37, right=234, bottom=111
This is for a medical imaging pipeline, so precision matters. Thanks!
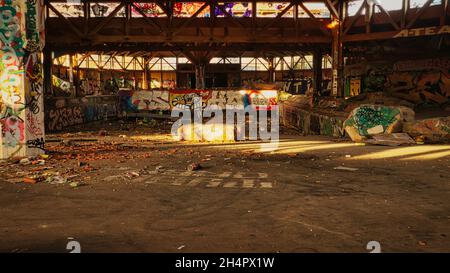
left=365, top=133, right=416, bottom=146
left=187, top=163, right=202, bottom=171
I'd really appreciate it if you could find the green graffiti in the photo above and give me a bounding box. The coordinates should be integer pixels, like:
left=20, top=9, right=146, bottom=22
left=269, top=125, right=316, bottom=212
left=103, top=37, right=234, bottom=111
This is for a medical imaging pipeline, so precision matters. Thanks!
left=345, top=106, right=400, bottom=136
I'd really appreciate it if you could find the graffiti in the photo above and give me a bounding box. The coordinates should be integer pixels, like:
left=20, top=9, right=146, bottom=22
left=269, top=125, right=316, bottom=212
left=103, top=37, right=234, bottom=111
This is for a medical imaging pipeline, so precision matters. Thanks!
left=282, top=80, right=311, bottom=95
left=47, top=106, right=83, bottom=132
left=173, top=2, right=210, bottom=17
left=26, top=137, right=44, bottom=150
left=80, top=79, right=100, bottom=96
left=1, top=1, right=25, bottom=157
left=132, top=3, right=165, bottom=17
left=52, top=74, right=71, bottom=94
left=49, top=3, right=83, bottom=17
left=170, top=90, right=212, bottom=110
left=132, top=90, right=170, bottom=110
left=215, top=2, right=252, bottom=17
left=26, top=0, right=38, bottom=45
left=0, top=115, right=24, bottom=148
left=256, top=2, right=294, bottom=18
left=394, top=25, right=450, bottom=38
left=244, top=90, right=278, bottom=110
left=393, top=58, right=450, bottom=72
left=349, top=78, right=361, bottom=97
left=281, top=104, right=346, bottom=137
left=207, top=90, right=243, bottom=109
left=24, top=53, right=42, bottom=115
left=120, top=89, right=279, bottom=112
left=26, top=110, right=42, bottom=136
left=45, top=96, right=119, bottom=132
left=387, top=71, right=449, bottom=105
left=1, top=0, right=44, bottom=159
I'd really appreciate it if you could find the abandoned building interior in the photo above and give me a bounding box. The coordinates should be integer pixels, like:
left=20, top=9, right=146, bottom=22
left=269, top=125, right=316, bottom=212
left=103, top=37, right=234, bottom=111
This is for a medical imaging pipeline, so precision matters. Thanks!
left=0, top=0, right=449, bottom=253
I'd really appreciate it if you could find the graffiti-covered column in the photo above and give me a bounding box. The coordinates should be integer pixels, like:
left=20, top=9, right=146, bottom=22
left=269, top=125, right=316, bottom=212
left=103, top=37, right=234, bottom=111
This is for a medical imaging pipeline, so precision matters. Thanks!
left=0, top=0, right=45, bottom=159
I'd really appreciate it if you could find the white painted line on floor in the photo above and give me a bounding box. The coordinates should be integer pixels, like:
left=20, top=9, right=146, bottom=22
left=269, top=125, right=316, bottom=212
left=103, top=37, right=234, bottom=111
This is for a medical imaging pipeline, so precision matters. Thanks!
left=206, top=181, right=222, bottom=188
left=218, top=171, right=232, bottom=178
left=243, top=179, right=255, bottom=188
left=186, top=178, right=204, bottom=186
left=223, top=182, right=238, bottom=188
left=260, top=182, right=273, bottom=188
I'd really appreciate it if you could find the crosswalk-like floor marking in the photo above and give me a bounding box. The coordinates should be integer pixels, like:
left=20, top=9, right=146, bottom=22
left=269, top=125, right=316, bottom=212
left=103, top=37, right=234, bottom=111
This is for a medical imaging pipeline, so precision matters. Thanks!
left=106, top=169, right=274, bottom=189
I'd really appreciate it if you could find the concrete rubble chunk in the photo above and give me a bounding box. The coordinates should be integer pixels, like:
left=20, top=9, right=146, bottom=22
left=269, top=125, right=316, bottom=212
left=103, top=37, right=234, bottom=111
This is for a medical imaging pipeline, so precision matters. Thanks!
left=344, top=105, right=414, bottom=142
left=404, top=116, right=450, bottom=143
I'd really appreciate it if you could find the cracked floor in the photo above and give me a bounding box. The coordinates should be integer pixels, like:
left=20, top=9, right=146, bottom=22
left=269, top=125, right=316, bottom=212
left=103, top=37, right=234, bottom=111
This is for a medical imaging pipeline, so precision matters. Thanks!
left=0, top=121, right=449, bottom=252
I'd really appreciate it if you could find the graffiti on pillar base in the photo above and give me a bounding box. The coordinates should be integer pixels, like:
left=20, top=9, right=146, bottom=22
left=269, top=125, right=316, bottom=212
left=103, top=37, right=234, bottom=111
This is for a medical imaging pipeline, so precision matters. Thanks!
left=26, top=137, right=44, bottom=150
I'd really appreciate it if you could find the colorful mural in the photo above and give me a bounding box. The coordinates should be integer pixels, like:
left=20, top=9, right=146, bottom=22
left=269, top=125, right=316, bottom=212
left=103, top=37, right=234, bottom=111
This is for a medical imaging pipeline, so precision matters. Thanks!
left=120, top=89, right=279, bottom=112
left=173, top=2, right=210, bottom=17
left=1, top=0, right=45, bottom=159
left=256, top=2, right=294, bottom=18
left=344, top=58, right=450, bottom=106
left=215, top=2, right=252, bottom=17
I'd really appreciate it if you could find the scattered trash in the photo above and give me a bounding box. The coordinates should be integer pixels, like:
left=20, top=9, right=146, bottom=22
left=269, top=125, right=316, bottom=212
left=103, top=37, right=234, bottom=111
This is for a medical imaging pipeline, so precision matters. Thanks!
left=40, top=154, right=49, bottom=159
left=345, top=155, right=352, bottom=158
left=334, top=166, right=359, bottom=172
left=77, top=161, right=89, bottom=167
left=187, top=163, right=202, bottom=171
left=69, top=182, right=80, bottom=188
left=177, top=245, right=185, bottom=250
left=46, top=175, right=67, bottom=185
left=20, top=158, right=31, bottom=165
left=119, top=135, right=127, bottom=138
left=23, top=177, right=37, bottom=184
left=418, top=240, right=427, bottom=246
left=125, top=171, right=140, bottom=179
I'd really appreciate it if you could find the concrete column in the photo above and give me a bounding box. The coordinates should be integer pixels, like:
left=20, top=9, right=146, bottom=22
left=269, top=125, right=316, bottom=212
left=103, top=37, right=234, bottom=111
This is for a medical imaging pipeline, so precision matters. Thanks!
left=195, top=63, right=206, bottom=89
left=268, top=57, right=275, bottom=83
left=331, top=2, right=344, bottom=97
left=313, top=51, right=323, bottom=96
left=1, top=0, right=45, bottom=159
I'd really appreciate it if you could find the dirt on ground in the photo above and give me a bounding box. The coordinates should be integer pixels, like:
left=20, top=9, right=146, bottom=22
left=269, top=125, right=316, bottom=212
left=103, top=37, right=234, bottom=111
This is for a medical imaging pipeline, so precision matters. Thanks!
left=0, top=120, right=449, bottom=253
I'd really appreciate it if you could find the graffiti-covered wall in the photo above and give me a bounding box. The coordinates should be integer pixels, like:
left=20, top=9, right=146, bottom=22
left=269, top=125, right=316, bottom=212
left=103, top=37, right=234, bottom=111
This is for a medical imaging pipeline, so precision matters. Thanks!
left=0, top=0, right=45, bottom=159
left=120, top=89, right=279, bottom=112
left=44, top=95, right=119, bottom=132
left=344, top=58, right=450, bottom=107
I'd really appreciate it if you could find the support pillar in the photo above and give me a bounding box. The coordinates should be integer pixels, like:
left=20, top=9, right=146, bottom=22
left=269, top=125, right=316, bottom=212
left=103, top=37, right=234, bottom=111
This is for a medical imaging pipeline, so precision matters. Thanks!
left=331, top=2, right=344, bottom=97
left=268, top=57, right=275, bottom=83
left=1, top=0, right=45, bottom=159
left=43, top=47, right=52, bottom=96
left=313, top=51, right=323, bottom=96
left=195, top=63, right=206, bottom=90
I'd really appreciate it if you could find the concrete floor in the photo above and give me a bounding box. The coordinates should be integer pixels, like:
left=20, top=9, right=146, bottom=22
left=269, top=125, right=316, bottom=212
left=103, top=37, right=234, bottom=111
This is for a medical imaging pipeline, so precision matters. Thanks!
left=0, top=122, right=449, bottom=253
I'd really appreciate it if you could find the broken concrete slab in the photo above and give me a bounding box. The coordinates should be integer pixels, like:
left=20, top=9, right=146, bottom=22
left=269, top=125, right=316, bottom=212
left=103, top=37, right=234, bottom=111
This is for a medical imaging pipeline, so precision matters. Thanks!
left=344, top=105, right=414, bottom=142
left=404, top=116, right=450, bottom=143
left=365, top=133, right=416, bottom=146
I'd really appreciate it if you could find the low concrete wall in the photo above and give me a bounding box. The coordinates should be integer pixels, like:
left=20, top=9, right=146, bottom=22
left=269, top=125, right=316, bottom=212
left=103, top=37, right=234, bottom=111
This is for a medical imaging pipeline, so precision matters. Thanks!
left=45, top=95, right=119, bottom=132
left=281, top=101, right=347, bottom=138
